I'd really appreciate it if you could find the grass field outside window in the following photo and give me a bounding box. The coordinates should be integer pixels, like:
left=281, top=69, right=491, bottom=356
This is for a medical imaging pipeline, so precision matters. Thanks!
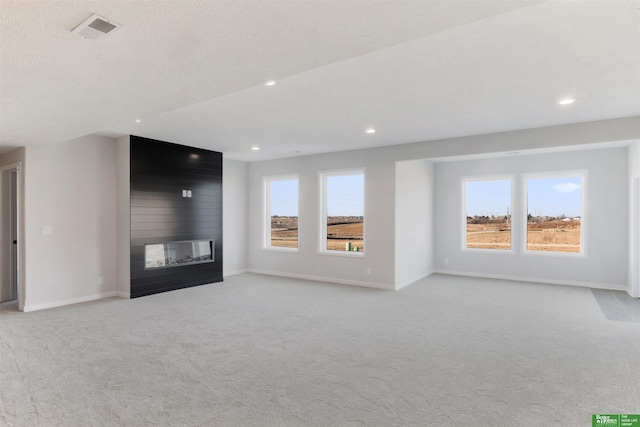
left=264, top=174, right=299, bottom=250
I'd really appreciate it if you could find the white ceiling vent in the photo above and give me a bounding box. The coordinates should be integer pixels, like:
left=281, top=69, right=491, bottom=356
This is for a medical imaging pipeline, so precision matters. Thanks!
left=71, top=14, right=122, bottom=41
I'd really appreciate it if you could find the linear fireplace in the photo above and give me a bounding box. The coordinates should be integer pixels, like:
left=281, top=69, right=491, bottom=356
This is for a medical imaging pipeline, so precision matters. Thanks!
left=145, top=240, right=214, bottom=270
left=128, top=135, right=222, bottom=298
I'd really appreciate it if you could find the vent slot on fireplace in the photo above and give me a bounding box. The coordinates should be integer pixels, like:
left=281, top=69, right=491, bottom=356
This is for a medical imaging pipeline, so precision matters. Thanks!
left=145, top=240, right=214, bottom=269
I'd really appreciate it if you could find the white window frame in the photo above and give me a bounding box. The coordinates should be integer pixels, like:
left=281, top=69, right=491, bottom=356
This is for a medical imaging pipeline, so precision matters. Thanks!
left=461, top=174, right=515, bottom=254
left=522, top=169, right=587, bottom=257
left=263, top=174, right=299, bottom=252
left=318, top=168, right=366, bottom=257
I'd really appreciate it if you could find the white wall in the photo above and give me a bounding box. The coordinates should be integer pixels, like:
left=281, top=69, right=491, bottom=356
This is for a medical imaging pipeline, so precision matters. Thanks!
left=0, top=148, right=25, bottom=167
left=15, top=136, right=250, bottom=310
left=433, top=147, right=629, bottom=289
left=23, top=136, right=117, bottom=311
left=629, top=141, right=640, bottom=297
left=392, top=116, right=640, bottom=162
left=248, top=149, right=396, bottom=289
left=115, top=136, right=131, bottom=297
left=223, top=158, right=249, bottom=276
left=247, top=117, right=638, bottom=291
left=395, top=159, right=434, bottom=289
left=8, top=116, right=639, bottom=309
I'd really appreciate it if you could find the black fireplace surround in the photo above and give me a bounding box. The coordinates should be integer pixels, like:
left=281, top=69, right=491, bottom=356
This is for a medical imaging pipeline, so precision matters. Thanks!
left=130, top=136, right=223, bottom=298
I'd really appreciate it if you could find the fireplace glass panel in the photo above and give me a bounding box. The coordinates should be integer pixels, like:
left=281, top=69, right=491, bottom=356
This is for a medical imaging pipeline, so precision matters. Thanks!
left=145, top=240, right=214, bottom=269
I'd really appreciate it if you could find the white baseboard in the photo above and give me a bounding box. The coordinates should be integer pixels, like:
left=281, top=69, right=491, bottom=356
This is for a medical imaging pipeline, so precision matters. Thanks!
left=115, top=291, right=130, bottom=299
left=224, top=269, right=249, bottom=278
left=434, top=269, right=627, bottom=292
left=23, top=291, right=119, bottom=312
left=249, top=269, right=394, bottom=291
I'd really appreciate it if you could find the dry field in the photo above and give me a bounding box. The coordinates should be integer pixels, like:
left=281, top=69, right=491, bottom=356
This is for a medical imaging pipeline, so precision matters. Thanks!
left=526, top=220, right=581, bottom=252
left=273, top=217, right=578, bottom=253
left=270, top=216, right=364, bottom=251
left=466, top=223, right=512, bottom=250
left=271, top=217, right=298, bottom=248
left=327, top=221, right=364, bottom=251
left=466, top=220, right=581, bottom=252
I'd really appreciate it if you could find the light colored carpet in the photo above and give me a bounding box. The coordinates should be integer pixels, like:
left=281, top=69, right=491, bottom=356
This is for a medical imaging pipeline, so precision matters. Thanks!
left=1, top=273, right=639, bottom=426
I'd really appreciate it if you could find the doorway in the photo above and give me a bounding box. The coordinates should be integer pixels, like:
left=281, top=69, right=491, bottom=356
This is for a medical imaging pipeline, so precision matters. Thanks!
left=633, top=177, right=640, bottom=298
left=1, top=166, right=19, bottom=306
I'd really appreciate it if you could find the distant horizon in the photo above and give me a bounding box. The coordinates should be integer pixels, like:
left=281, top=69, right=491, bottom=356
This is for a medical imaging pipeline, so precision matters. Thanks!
left=326, top=174, right=364, bottom=216
left=466, top=176, right=582, bottom=218
left=273, top=175, right=582, bottom=218
left=271, top=214, right=363, bottom=218
left=269, top=179, right=298, bottom=217
left=270, top=174, right=364, bottom=217
left=466, top=179, right=511, bottom=217
left=527, top=176, right=582, bottom=217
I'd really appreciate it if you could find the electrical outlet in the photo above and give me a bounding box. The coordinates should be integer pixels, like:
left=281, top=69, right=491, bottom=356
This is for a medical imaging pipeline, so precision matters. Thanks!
left=98, top=276, right=104, bottom=286
left=445, top=258, right=449, bottom=265
left=366, top=268, right=372, bottom=275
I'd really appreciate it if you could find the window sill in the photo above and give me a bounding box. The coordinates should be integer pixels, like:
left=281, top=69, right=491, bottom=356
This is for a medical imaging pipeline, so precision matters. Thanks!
left=263, top=247, right=299, bottom=253
left=460, top=247, right=514, bottom=254
left=317, top=250, right=365, bottom=258
left=522, top=249, right=586, bottom=258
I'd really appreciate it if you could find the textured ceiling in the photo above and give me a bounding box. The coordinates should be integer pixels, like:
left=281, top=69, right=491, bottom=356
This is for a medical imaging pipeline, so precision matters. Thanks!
left=1, top=0, right=639, bottom=160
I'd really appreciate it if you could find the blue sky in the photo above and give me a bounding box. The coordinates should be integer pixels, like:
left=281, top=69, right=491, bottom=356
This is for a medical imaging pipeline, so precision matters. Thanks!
left=466, top=179, right=511, bottom=217
left=270, top=174, right=364, bottom=217
left=528, top=176, right=582, bottom=217
left=270, top=179, right=298, bottom=216
left=466, top=177, right=582, bottom=218
left=273, top=175, right=581, bottom=219
left=326, top=174, right=364, bottom=216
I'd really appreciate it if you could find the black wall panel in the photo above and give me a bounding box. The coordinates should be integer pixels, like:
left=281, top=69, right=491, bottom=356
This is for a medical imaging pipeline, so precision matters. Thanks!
left=130, top=136, right=223, bottom=298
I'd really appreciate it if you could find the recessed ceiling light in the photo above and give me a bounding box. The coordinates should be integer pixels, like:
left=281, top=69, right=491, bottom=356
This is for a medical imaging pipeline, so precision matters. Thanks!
left=558, top=98, right=576, bottom=105
left=135, top=119, right=141, bottom=123
left=264, top=80, right=276, bottom=86
left=251, top=146, right=260, bottom=151
left=365, top=128, right=376, bottom=134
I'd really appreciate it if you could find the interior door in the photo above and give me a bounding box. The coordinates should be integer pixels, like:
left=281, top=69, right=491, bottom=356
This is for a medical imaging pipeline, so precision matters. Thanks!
left=0, top=169, right=18, bottom=303
left=9, top=169, right=17, bottom=301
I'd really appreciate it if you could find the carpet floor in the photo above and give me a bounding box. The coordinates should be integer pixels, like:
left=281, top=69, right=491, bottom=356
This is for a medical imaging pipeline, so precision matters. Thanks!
left=1, top=273, right=638, bottom=426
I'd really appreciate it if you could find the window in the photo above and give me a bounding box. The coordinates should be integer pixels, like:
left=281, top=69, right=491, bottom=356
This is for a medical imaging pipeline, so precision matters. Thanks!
left=264, top=175, right=299, bottom=250
left=524, top=171, right=585, bottom=255
left=462, top=177, right=513, bottom=251
left=319, top=169, right=365, bottom=255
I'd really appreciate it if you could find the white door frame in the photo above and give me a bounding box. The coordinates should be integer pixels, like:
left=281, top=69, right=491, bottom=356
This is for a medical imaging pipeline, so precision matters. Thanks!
left=632, top=177, right=640, bottom=298
left=0, top=162, right=23, bottom=310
